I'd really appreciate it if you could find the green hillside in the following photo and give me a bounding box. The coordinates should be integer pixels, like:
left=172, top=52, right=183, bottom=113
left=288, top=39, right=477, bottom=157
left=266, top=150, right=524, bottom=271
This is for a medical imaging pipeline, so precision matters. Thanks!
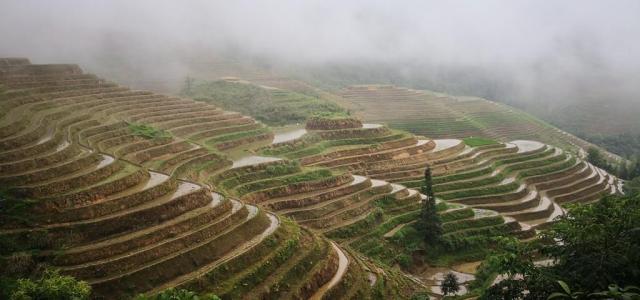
left=183, top=79, right=346, bottom=126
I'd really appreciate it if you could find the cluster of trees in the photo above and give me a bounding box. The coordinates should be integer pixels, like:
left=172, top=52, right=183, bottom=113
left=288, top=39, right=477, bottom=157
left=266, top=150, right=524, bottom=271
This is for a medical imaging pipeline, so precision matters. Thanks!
left=586, top=147, right=640, bottom=181
left=477, top=195, right=640, bottom=299
left=585, top=133, right=640, bottom=160
left=1, top=269, right=91, bottom=300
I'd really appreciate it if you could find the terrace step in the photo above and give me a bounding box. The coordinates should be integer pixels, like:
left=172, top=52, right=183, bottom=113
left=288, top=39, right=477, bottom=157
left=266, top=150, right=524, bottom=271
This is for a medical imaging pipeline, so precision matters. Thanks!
left=140, top=211, right=280, bottom=297
left=61, top=197, right=239, bottom=280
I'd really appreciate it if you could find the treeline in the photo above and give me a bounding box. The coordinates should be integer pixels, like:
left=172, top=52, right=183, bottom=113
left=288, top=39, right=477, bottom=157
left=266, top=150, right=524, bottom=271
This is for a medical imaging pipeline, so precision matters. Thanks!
left=585, top=133, right=640, bottom=159
left=586, top=147, right=640, bottom=180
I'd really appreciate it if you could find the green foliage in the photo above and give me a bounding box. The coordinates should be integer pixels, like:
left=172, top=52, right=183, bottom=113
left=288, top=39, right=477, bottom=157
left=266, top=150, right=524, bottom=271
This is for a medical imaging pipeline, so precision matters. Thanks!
left=205, top=127, right=270, bottom=144
left=542, top=195, right=640, bottom=291
left=127, top=122, right=171, bottom=139
left=183, top=80, right=345, bottom=126
left=234, top=169, right=333, bottom=195
left=463, top=137, right=498, bottom=147
left=264, top=131, right=409, bottom=159
left=134, top=288, right=220, bottom=300
left=395, top=253, right=412, bottom=269
left=438, top=182, right=520, bottom=200
left=326, top=208, right=384, bottom=239
left=495, top=147, right=553, bottom=166
left=441, top=273, right=460, bottom=296
left=519, top=157, right=577, bottom=178
left=439, top=208, right=475, bottom=223
left=7, top=269, right=91, bottom=300
left=432, top=167, right=493, bottom=185
left=548, top=281, right=640, bottom=300
left=442, top=216, right=504, bottom=233
left=0, top=189, right=38, bottom=226
left=410, top=291, right=431, bottom=300
left=216, top=161, right=301, bottom=190
left=390, top=225, right=423, bottom=252
left=434, top=174, right=504, bottom=193
left=504, top=152, right=566, bottom=173
left=419, top=167, right=442, bottom=244
left=480, top=194, right=640, bottom=299
left=624, top=176, right=640, bottom=196
left=584, top=132, right=640, bottom=160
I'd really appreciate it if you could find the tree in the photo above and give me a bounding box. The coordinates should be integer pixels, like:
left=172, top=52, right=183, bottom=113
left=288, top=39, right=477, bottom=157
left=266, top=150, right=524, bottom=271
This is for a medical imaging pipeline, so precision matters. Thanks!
left=586, top=147, right=611, bottom=172
left=441, top=273, right=460, bottom=296
left=548, top=281, right=640, bottom=300
left=9, top=269, right=91, bottom=300
left=542, top=195, right=640, bottom=291
left=479, top=194, right=640, bottom=299
left=183, top=76, right=195, bottom=95
left=421, top=165, right=442, bottom=244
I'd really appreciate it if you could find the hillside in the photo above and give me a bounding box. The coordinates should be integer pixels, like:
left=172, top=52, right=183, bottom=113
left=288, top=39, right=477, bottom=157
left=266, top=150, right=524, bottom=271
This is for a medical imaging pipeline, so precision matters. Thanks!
left=0, top=58, right=622, bottom=299
left=182, top=79, right=347, bottom=126
left=338, top=85, right=623, bottom=161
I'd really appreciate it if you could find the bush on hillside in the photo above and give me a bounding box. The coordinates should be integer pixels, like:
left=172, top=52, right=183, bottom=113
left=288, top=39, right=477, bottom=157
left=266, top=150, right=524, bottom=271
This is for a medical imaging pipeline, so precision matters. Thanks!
left=6, top=269, right=91, bottom=300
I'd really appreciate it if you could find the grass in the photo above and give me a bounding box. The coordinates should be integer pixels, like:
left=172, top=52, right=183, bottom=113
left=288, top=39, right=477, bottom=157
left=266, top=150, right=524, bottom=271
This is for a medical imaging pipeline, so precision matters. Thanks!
left=183, top=80, right=346, bottom=126
left=233, top=169, right=334, bottom=196
left=205, top=127, right=270, bottom=145
left=127, top=122, right=171, bottom=139
left=463, top=137, right=498, bottom=147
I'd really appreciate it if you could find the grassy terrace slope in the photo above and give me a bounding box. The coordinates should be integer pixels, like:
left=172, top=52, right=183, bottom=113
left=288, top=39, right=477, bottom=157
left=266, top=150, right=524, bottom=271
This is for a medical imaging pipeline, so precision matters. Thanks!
left=339, top=85, right=621, bottom=161
left=183, top=79, right=347, bottom=126
left=0, top=58, right=622, bottom=298
left=0, top=58, right=423, bottom=299
left=174, top=74, right=619, bottom=296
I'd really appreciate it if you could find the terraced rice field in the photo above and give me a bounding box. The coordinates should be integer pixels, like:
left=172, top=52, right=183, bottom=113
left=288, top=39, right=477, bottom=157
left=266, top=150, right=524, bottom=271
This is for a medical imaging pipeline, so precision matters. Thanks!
left=339, top=85, right=621, bottom=160
left=0, top=58, right=621, bottom=298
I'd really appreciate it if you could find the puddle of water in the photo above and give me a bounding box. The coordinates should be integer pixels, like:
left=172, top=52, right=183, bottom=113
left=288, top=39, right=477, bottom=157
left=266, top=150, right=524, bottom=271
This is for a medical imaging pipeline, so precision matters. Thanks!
left=95, top=155, right=115, bottom=169
left=351, top=175, right=368, bottom=185
left=56, top=140, right=70, bottom=151
left=211, top=192, right=225, bottom=206
left=472, top=208, right=499, bottom=219
left=501, top=177, right=516, bottom=184
left=362, top=123, right=383, bottom=129
left=169, top=181, right=200, bottom=200
left=367, top=272, right=377, bottom=286
left=370, top=179, right=388, bottom=187
left=272, top=128, right=307, bottom=144
left=231, top=156, right=281, bottom=169
left=432, top=139, right=461, bottom=152
left=36, top=128, right=55, bottom=145
left=390, top=183, right=405, bottom=194
left=511, top=140, right=545, bottom=153
left=416, top=139, right=430, bottom=146
left=142, top=171, right=169, bottom=190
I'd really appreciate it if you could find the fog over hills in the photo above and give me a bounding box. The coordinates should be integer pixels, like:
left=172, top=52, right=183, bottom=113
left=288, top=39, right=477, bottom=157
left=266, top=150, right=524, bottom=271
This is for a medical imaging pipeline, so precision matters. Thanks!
left=2, top=0, right=639, bottom=135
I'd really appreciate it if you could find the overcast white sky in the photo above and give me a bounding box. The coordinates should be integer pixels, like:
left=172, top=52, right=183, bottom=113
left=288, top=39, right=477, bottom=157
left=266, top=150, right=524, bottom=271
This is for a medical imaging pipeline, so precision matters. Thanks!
left=1, top=0, right=639, bottom=106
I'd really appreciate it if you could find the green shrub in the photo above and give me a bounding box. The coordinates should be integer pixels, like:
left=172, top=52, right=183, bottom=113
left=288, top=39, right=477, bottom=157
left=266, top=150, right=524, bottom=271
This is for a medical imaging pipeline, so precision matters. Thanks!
left=395, top=253, right=412, bottom=269
left=8, top=269, right=91, bottom=300
left=135, top=288, right=220, bottom=300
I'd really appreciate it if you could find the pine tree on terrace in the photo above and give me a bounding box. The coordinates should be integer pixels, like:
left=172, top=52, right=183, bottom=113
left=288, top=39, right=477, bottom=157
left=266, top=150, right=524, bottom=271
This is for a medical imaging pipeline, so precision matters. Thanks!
left=421, top=165, right=442, bottom=244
